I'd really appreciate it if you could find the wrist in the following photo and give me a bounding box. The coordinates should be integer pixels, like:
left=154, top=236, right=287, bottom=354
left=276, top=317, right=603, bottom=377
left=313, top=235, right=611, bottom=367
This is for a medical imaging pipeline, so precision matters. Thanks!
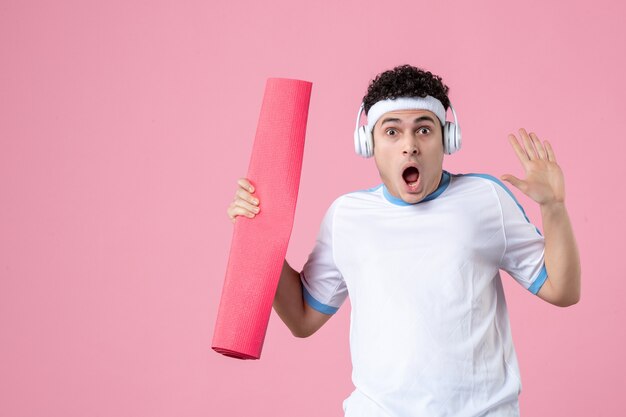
left=540, top=200, right=566, bottom=215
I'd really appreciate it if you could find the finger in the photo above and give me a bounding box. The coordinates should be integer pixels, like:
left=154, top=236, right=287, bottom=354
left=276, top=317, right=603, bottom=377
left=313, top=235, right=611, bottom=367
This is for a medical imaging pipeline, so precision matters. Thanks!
left=227, top=198, right=258, bottom=218
left=544, top=140, right=557, bottom=162
left=228, top=210, right=237, bottom=224
left=501, top=174, right=526, bottom=192
left=229, top=204, right=258, bottom=219
left=226, top=203, right=241, bottom=221
left=234, top=198, right=260, bottom=215
left=508, top=134, right=530, bottom=164
left=236, top=187, right=259, bottom=206
left=237, top=178, right=255, bottom=193
left=519, top=128, right=538, bottom=160
left=529, top=132, right=547, bottom=160
left=226, top=205, right=241, bottom=223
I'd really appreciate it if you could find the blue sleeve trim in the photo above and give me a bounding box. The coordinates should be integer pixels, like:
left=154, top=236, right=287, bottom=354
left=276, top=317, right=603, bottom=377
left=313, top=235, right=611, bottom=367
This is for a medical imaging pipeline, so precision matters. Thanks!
left=528, top=264, right=548, bottom=294
left=302, top=285, right=338, bottom=314
left=462, top=173, right=543, bottom=236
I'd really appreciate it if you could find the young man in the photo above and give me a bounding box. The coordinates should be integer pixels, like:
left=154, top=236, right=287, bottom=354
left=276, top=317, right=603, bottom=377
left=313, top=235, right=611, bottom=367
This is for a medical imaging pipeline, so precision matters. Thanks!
left=227, top=65, right=580, bottom=417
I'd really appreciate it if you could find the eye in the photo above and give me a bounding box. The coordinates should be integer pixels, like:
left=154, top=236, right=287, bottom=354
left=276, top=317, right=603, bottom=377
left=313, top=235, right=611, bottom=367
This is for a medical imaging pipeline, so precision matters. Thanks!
left=417, top=127, right=430, bottom=135
left=385, top=128, right=398, bottom=136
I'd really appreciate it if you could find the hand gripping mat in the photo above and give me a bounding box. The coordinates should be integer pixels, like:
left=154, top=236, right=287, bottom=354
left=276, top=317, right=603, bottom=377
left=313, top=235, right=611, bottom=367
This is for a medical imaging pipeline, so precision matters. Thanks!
left=212, top=78, right=312, bottom=360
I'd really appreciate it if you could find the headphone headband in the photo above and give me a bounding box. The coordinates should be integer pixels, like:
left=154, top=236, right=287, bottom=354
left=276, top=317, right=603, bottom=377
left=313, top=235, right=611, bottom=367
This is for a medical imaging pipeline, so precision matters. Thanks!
left=365, top=96, right=447, bottom=134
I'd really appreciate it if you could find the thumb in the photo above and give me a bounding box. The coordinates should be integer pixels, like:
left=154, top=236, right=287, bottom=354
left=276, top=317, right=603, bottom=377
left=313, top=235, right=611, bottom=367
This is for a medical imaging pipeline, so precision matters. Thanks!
left=501, top=174, right=525, bottom=190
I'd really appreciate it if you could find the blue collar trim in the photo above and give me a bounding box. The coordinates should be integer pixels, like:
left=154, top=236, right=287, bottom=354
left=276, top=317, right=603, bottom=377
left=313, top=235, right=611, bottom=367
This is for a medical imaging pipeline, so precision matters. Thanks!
left=382, top=171, right=451, bottom=206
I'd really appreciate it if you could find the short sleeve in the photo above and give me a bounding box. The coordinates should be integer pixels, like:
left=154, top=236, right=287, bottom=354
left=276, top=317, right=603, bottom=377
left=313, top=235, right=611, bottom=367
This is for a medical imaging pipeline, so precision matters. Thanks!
left=492, top=178, right=548, bottom=295
left=300, top=199, right=348, bottom=314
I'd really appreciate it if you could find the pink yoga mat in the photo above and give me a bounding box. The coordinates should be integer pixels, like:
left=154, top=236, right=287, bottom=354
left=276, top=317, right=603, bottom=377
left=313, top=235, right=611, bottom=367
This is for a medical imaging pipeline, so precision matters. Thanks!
left=212, top=78, right=312, bottom=360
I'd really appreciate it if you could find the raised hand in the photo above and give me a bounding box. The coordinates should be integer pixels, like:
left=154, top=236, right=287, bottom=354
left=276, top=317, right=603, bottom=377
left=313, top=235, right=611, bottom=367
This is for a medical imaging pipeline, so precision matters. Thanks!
left=501, top=128, right=565, bottom=207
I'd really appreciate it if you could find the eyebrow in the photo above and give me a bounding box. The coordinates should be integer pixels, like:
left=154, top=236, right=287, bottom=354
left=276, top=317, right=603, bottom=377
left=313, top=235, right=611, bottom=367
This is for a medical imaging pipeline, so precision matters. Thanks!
left=380, top=116, right=437, bottom=126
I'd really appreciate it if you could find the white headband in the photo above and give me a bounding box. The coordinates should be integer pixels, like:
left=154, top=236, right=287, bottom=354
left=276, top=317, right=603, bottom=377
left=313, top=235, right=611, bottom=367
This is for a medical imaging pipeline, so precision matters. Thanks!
left=365, top=96, right=447, bottom=133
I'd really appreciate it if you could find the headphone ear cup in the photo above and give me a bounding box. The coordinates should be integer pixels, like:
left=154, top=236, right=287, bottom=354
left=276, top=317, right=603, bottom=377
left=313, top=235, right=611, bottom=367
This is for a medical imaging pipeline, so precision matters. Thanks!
left=354, top=126, right=373, bottom=158
left=354, top=126, right=363, bottom=156
left=443, top=122, right=462, bottom=155
left=364, top=128, right=373, bottom=158
left=451, top=123, right=461, bottom=154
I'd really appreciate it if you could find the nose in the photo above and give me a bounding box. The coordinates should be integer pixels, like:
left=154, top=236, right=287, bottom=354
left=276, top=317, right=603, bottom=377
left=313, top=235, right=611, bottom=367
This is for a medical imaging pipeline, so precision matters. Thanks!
left=402, top=135, right=419, bottom=155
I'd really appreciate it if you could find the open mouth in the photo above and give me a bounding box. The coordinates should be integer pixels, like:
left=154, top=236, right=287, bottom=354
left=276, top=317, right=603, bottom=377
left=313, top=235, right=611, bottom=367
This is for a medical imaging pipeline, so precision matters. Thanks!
left=402, top=166, right=420, bottom=188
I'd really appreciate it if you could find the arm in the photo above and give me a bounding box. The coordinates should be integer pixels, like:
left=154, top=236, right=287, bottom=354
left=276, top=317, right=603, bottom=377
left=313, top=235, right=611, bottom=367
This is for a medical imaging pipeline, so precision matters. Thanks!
left=501, top=129, right=581, bottom=307
left=273, top=260, right=333, bottom=338
left=227, top=178, right=333, bottom=336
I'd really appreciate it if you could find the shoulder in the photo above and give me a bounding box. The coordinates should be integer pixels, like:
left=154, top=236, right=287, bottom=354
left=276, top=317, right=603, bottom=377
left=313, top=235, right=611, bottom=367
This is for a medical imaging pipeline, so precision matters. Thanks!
left=320, top=184, right=385, bottom=221
left=453, top=172, right=537, bottom=226
left=450, top=172, right=518, bottom=201
left=452, top=172, right=509, bottom=189
left=334, top=184, right=385, bottom=206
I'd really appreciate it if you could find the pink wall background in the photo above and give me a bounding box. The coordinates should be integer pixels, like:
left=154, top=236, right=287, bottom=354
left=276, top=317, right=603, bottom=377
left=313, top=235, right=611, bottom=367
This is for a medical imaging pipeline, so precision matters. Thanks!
left=1, top=1, right=624, bottom=416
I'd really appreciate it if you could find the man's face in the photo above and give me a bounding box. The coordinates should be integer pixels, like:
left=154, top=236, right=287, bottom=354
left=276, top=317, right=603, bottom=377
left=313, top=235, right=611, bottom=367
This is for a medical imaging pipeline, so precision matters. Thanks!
left=372, top=109, right=444, bottom=204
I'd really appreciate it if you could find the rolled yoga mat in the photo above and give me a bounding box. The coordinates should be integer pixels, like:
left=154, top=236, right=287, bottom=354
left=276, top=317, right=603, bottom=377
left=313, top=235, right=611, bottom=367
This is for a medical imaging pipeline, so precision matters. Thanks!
left=212, top=78, right=312, bottom=360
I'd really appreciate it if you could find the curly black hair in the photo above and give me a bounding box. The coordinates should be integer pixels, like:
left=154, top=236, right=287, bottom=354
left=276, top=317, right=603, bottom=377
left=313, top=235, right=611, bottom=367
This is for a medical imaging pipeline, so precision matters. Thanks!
left=363, top=65, right=450, bottom=114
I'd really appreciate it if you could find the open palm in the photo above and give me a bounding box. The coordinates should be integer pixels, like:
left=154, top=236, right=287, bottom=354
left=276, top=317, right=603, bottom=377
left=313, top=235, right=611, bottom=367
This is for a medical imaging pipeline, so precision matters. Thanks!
left=501, top=128, right=565, bottom=206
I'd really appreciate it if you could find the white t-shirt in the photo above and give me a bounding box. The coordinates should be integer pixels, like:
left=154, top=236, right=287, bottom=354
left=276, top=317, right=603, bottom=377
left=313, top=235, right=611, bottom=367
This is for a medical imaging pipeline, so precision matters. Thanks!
left=300, top=171, right=548, bottom=417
